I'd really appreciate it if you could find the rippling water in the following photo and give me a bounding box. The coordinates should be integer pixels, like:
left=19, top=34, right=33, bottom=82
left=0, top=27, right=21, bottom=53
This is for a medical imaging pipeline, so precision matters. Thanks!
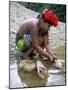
left=9, top=46, right=66, bottom=88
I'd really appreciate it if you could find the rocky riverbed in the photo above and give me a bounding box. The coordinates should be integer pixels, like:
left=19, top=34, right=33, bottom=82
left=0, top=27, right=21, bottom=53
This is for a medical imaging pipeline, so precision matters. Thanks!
left=9, top=2, right=66, bottom=88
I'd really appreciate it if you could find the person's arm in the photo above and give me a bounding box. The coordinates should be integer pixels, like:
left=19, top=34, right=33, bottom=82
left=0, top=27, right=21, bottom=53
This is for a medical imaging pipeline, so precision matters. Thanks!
left=43, top=32, right=58, bottom=60
left=18, top=25, right=25, bottom=37
left=30, top=25, right=53, bottom=60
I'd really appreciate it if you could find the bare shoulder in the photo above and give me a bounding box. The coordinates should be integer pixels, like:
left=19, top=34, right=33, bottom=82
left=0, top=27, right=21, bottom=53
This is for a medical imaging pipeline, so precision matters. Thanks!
left=29, top=18, right=39, bottom=31
left=18, top=18, right=39, bottom=35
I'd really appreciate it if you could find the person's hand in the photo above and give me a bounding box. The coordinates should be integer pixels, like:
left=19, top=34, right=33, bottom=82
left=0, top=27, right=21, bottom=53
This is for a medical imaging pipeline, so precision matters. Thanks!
left=53, top=54, right=58, bottom=60
left=49, top=55, right=54, bottom=62
left=53, top=59, right=63, bottom=69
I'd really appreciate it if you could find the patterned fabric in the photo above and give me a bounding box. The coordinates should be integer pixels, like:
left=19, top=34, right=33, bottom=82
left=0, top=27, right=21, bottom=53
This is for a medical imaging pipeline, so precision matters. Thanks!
left=16, top=32, right=32, bottom=49
left=23, top=34, right=32, bottom=47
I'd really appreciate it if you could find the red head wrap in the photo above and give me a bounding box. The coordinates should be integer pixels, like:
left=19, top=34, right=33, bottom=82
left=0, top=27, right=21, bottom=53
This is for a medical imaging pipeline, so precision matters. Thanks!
left=42, top=9, right=59, bottom=26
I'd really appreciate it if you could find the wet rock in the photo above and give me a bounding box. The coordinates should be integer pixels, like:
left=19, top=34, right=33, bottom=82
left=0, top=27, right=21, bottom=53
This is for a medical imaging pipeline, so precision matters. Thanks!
left=48, top=69, right=61, bottom=74
left=10, top=63, right=27, bottom=88
left=19, top=59, right=36, bottom=72
left=46, top=74, right=65, bottom=86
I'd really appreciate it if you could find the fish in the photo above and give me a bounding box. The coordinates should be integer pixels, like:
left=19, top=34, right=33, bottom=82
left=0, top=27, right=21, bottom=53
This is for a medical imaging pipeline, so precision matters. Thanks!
left=36, top=60, right=48, bottom=79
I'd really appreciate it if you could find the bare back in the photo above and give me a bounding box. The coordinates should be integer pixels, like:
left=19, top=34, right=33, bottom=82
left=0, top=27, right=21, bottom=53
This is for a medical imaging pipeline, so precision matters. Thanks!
left=18, top=18, right=39, bottom=37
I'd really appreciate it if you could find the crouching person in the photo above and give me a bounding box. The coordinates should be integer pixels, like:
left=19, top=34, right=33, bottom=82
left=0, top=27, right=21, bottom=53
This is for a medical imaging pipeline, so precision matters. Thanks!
left=16, top=9, right=63, bottom=69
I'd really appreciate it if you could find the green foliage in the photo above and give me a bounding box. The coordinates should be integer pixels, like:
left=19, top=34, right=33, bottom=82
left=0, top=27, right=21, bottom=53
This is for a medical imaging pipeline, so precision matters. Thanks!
left=18, top=2, right=66, bottom=22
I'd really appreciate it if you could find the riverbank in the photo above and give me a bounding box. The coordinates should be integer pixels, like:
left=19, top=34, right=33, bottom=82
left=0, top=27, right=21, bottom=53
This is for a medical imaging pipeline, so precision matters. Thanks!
left=9, top=2, right=66, bottom=88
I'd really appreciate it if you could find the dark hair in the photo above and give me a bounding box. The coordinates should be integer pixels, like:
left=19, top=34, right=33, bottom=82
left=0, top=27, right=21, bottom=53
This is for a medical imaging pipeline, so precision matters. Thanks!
left=37, top=14, right=45, bottom=24
left=37, top=14, right=53, bottom=26
left=36, top=14, right=41, bottom=19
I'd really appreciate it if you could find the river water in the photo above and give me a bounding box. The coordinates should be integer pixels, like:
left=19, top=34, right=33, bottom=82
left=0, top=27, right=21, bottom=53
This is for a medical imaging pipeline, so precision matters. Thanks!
left=9, top=2, right=66, bottom=88
left=9, top=45, right=66, bottom=88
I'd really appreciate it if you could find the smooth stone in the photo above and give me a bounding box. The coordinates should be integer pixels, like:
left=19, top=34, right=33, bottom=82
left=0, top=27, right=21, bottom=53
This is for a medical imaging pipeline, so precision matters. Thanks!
left=19, top=59, right=36, bottom=72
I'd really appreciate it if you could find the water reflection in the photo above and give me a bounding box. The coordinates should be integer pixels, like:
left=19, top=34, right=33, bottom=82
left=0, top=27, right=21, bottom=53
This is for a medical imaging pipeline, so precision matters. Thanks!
left=18, top=68, right=48, bottom=87
left=18, top=60, right=65, bottom=87
left=10, top=63, right=27, bottom=88
left=10, top=46, right=66, bottom=88
left=17, top=46, right=65, bottom=87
